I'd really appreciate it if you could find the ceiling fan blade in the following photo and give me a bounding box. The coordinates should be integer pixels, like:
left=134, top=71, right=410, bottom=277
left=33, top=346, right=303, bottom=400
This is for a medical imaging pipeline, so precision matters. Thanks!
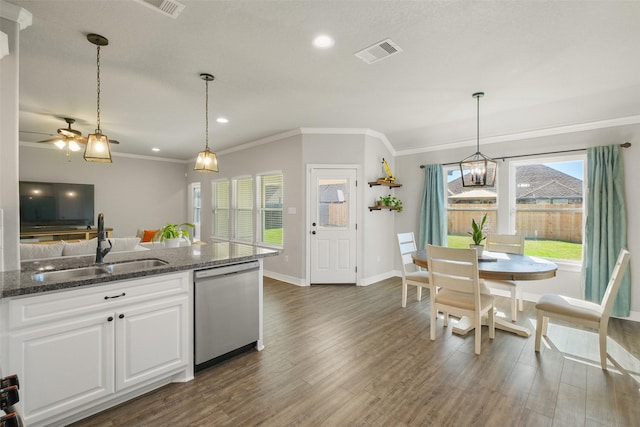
left=37, top=137, right=63, bottom=143
left=109, top=139, right=120, bottom=144
left=20, top=130, right=55, bottom=137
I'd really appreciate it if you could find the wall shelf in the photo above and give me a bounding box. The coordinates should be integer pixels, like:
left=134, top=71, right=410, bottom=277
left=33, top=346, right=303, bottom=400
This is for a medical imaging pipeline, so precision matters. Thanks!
left=368, top=180, right=402, bottom=188
left=368, top=205, right=400, bottom=212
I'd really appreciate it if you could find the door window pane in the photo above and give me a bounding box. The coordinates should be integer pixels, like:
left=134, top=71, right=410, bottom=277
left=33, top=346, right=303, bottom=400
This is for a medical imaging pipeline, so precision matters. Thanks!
left=318, top=178, right=348, bottom=229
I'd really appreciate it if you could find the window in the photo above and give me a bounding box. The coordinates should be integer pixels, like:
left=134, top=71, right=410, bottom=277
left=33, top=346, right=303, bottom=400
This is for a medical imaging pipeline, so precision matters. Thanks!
left=258, top=173, right=283, bottom=246
left=188, top=183, right=201, bottom=241
left=445, top=165, right=497, bottom=248
left=233, top=177, right=253, bottom=243
left=212, top=180, right=229, bottom=239
left=511, top=157, right=584, bottom=260
left=444, top=156, right=585, bottom=261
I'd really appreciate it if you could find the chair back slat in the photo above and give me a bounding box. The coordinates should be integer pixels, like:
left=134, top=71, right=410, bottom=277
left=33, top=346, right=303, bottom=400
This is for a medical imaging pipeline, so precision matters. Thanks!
left=486, top=234, right=525, bottom=255
left=397, top=232, right=419, bottom=275
left=427, top=245, right=480, bottom=297
left=600, top=249, right=631, bottom=318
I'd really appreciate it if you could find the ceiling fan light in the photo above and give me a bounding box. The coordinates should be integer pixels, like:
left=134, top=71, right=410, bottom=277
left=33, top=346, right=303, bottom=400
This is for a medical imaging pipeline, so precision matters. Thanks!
left=68, top=140, right=82, bottom=152
left=54, top=140, right=66, bottom=150
left=84, top=130, right=112, bottom=163
left=194, top=148, right=218, bottom=172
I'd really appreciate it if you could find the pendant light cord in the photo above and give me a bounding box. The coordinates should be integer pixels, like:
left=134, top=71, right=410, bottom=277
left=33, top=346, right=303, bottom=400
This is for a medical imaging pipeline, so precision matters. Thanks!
left=96, top=45, right=101, bottom=131
left=205, top=78, right=209, bottom=150
left=476, top=94, right=480, bottom=153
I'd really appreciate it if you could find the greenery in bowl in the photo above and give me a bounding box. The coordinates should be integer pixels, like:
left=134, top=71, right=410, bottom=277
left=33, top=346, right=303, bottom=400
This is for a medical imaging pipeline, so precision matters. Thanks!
left=379, top=195, right=403, bottom=212
left=152, top=222, right=195, bottom=242
left=468, top=213, right=488, bottom=246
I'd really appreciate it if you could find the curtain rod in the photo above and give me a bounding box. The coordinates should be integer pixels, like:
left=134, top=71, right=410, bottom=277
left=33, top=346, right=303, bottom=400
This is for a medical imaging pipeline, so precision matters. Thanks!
left=419, top=142, right=631, bottom=168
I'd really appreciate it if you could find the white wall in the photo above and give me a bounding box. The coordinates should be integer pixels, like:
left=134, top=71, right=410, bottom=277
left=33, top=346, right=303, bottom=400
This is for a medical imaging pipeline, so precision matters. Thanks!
left=395, top=123, right=640, bottom=318
left=19, top=146, right=187, bottom=237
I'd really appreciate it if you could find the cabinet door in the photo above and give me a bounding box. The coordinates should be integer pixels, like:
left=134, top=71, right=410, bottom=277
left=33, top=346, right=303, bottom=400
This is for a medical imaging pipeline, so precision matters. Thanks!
left=115, top=296, right=188, bottom=391
left=9, top=314, right=114, bottom=426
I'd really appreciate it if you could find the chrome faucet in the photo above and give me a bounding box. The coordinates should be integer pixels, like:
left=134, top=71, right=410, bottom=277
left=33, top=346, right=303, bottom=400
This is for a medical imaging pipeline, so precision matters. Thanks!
left=96, top=213, right=112, bottom=264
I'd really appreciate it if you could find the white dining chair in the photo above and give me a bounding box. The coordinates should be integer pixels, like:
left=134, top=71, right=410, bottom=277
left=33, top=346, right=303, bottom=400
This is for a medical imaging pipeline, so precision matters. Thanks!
left=396, top=232, right=429, bottom=307
left=534, top=249, right=630, bottom=370
left=427, top=245, right=495, bottom=355
left=485, top=233, right=525, bottom=321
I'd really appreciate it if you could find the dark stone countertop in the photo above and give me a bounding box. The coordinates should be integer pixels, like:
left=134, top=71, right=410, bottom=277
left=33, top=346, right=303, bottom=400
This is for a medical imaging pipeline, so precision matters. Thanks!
left=0, top=241, right=280, bottom=298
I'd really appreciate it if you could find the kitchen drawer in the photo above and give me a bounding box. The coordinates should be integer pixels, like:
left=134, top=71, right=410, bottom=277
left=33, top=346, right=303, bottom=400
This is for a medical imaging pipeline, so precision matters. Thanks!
left=9, top=271, right=190, bottom=329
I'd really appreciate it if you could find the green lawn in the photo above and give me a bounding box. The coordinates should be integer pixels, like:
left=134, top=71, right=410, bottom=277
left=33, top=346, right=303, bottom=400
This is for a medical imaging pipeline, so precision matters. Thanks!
left=447, top=235, right=582, bottom=260
left=264, top=228, right=283, bottom=245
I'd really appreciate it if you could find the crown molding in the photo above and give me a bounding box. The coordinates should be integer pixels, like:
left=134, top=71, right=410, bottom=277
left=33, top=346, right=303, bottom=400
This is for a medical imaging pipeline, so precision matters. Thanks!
left=1, top=1, right=32, bottom=29
left=396, top=115, right=640, bottom=157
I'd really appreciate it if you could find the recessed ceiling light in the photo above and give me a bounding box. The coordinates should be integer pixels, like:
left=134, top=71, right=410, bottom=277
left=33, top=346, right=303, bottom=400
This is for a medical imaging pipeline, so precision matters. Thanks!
left=152, top=147, right=160, bottom=152
left=216, top=117, right=229, bottom=124
left=313, top=34, right=334, bottom=49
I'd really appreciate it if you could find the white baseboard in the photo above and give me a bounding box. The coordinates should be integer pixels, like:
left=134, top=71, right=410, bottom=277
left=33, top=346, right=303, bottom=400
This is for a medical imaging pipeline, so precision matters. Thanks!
left=359, top=270, right=400, bottom=286
left=263, top=270, right=307, bottom=286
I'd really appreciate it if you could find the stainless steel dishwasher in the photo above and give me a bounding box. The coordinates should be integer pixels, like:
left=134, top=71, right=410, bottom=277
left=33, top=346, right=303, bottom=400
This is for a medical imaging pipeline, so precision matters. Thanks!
left=194, top=261, right=260, bottom=371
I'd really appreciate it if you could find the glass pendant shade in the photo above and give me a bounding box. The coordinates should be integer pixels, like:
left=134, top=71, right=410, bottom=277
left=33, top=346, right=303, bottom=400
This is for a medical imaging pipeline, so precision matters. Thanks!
left=194, top=148, right=218, bottom=172
left=194, top=72, right=219, bottom=173
left=84, top=33, right=112, bottom=163
left=459, top=152, right=496, bottom=187
left=84, top=130, right=112, bottom=163
left=459, top=91, right=496, bottom=187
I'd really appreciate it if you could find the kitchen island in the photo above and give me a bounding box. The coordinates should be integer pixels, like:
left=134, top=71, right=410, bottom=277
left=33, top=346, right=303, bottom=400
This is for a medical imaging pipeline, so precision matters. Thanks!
left=0, top=241, right=279, bottom=427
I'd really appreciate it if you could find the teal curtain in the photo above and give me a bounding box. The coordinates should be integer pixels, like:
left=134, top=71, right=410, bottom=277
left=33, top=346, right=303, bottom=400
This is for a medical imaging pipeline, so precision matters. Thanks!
left=418, top=164, right=447, bottom=249
left=585, top=145, right=630, bottom=316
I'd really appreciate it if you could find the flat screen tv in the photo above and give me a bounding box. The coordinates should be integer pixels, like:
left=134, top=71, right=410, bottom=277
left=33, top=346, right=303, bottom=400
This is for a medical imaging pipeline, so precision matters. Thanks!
left=20, top=181, right=95, bottom=231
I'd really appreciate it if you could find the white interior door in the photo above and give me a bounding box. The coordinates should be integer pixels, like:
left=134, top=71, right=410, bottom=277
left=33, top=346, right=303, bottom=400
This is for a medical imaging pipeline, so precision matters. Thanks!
left=309, top=167, right=357, bottom=284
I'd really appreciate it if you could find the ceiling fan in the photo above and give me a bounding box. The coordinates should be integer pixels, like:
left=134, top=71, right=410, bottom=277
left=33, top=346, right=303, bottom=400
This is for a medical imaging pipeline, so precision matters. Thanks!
left=20, top=117, right=120, bottom=160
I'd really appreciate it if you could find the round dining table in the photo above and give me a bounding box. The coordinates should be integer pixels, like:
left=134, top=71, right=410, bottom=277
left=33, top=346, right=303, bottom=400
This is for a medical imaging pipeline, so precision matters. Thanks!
left=411, top=249, right=558, bottom=337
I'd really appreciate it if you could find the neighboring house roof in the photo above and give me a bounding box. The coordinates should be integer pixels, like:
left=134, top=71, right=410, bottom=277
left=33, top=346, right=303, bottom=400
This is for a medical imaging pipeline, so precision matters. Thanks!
left=448, top=164, right=583, bottom=200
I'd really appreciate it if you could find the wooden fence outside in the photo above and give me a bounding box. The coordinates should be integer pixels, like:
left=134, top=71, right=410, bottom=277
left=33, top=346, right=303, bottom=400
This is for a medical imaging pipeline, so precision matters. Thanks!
left=448, top=203, right=583, bottom=243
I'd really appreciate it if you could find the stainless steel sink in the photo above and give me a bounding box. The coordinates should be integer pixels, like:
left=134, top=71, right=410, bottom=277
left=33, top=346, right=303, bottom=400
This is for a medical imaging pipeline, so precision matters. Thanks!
left=32, top=266, right=110, bottom=282
left=104, top=259, right=168, bottom=274
left=31, top=259, right=169, bottom=282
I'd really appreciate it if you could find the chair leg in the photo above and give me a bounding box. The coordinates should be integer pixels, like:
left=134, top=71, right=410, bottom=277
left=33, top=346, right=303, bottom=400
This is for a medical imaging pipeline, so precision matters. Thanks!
left=474, top=313, right=482, bottom=355
left=599, top=322, right=608, bottom=370
left=402, top=279, right=408, bottom=308
left=510, top=287, right=517, bottom=322
left=417, top=286, right=422, bottom=302
left=535, top=311, right=544, bottom=352
left=542, top=316, right=549, bottom=336
left=517, top=288, right=524, bottom=312
left=430, top=300, right=437, bottom=341
left=488, top=307, right=495, bottom=339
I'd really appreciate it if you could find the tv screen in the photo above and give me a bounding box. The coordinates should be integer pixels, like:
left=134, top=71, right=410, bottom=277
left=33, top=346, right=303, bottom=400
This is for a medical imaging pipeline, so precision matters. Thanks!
left=20, top=181, right=95, bottom=230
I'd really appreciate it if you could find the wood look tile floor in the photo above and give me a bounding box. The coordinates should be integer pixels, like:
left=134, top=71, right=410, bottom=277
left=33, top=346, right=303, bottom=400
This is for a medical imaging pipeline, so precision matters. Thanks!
left=71, top=277, right=640, bottom=427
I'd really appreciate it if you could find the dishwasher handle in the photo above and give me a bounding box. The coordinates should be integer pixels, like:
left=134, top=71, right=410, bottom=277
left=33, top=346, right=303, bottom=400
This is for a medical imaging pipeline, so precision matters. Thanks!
left=195, top=261, right=260, bottom=280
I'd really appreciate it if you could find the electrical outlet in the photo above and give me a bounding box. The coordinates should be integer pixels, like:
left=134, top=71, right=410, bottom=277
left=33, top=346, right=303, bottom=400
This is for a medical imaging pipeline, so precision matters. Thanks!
left=285, top=255, right=289, bottom=262
left=377, top=255, right=381, bottom=262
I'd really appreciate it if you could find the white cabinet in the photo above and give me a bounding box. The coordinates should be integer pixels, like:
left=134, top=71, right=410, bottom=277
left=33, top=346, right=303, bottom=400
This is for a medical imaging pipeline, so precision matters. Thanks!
left=4, top=272, right=191, bottom=427
left=116, top=296, right=187, bottom=390
left=9, top=313, right=115, bottom=423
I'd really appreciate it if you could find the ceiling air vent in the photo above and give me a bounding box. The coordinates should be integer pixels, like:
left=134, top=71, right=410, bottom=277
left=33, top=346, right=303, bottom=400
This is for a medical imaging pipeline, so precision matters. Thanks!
left=134, top=0, right=185, bottom=19
left=355, top=38, right=403, bottom=64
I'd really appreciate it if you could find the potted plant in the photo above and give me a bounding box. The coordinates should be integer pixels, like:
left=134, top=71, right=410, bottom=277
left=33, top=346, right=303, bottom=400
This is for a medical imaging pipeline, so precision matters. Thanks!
left=152, top=222, right=195, bottom=248
left=379, top=195, right=403, bottom=212
left=468, top=213, right=487, bottom=256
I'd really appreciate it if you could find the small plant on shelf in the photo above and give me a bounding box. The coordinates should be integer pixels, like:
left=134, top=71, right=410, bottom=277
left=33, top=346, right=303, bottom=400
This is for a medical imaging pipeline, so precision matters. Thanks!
left=379, top=195, right=403, bottom=212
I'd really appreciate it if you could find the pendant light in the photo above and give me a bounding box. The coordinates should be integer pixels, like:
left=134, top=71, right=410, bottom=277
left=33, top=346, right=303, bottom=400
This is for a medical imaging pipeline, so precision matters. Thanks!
left=84, top=33, right=112, bottom=163
left=459, top=92, right=496, bottom=187
left=194, top=73, right=219, bottom=172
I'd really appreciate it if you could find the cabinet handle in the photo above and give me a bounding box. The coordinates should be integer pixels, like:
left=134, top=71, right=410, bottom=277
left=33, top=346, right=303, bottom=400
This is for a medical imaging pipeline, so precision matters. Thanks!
left=107, top=316, right=113, bottom=322
left=104, top=292, right=126, bottom=300
left=119, top=314, right=125, bottom=319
